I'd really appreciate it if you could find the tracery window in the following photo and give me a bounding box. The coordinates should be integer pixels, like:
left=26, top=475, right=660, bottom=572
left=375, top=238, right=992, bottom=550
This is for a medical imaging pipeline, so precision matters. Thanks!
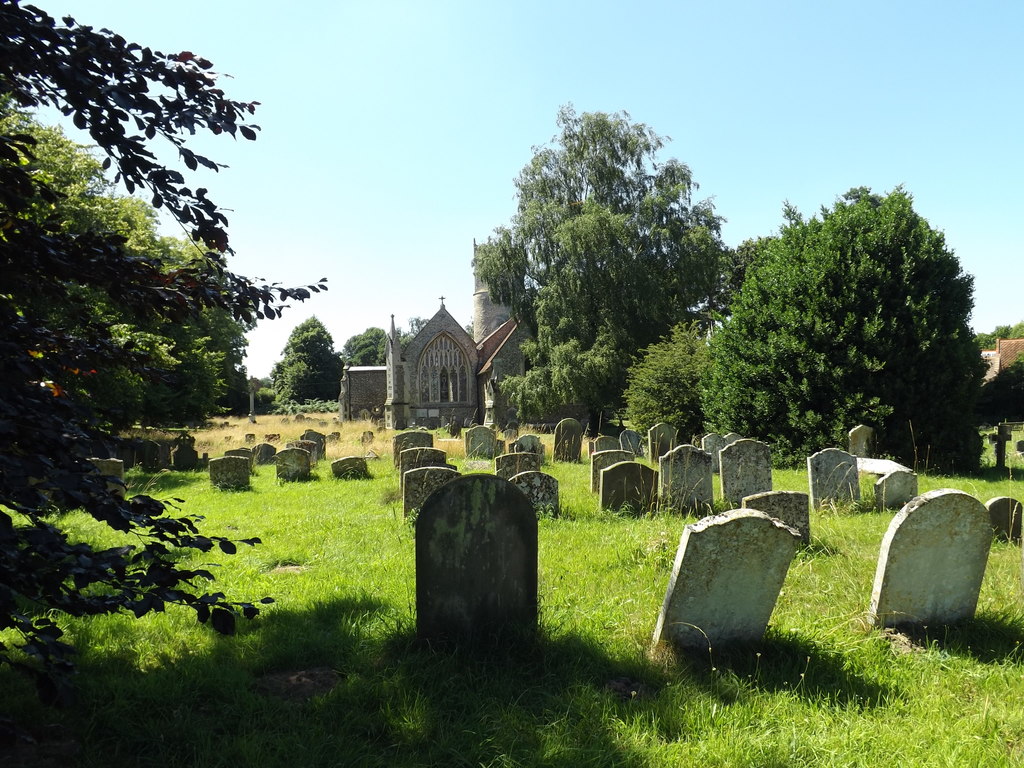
left=417, top=333, right=469, bottom=403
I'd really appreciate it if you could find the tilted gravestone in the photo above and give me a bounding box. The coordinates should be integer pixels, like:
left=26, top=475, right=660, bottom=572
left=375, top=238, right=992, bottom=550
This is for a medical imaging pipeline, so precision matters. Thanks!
left=399, top=447, right=448, bottom=491
left=591, top=436, right=618, bottom=454
left=719, top=439, right=772, bottom=507
left=619, top=429, right=644, bottom=457
left=392, top=431, right=433, bottom=467
left=209, top=456, right=251, bottom=490
left=590, top=449, right=636, bottom=493
left=807, top=448, right=859, bottom=509
left=659, top=445, right=713, bottom=514
left=986, top=496, right=1023, bottom=542
left=331, top=456, right=370, bottom=479
left=252, top=443, right=277, bottom=465
left=599, top=461, right=658, bottom=514
left=742, top=490, right=810, bottom=544
left=464, top=425, right=498, bottom=459
left=647, top=423, right=678, bottom=462
left=415, top=474, right=537, bottom=639
left=553, top=418, right=583, bottom=463
left=403, top=466, right=460, bottom=516
left=495, top=452, right=542, bottom=481
left=509, top=471, right=559, bottom=516
left=653, top=510, right=801, bottom=650
left=276, top=447, right=311, bottom=482
left=848, top=424, right=875, bottom=458
left=875, top=469, right=917, bottom=511
left=868, top=489, right=992, bottom=628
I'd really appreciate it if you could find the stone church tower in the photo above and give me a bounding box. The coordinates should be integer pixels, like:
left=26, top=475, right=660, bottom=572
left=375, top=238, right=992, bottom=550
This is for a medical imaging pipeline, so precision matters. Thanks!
left=472, top=240, right=511, bottom=344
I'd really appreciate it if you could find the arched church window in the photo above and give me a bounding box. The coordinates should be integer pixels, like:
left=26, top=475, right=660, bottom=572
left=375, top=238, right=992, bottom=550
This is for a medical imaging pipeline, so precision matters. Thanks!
left=417, top=334, right=469, bottom=403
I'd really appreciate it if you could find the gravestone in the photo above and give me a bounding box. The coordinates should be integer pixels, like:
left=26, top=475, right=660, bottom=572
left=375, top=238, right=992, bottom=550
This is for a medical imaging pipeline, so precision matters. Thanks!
left=511, top=434, right=544, bottom=459
left=719, top=439, right=772, bottom=507
left=659, top=445, right=713, bottom=514
left=590, top=449, right=636, bottom=493
left=848, top=424, right=875, bottom=458
left=392, top=431, right=434, bottom=467
left=553, top=418, right=583, bottom=463
left=244, top=433, right=256, bottom=444
left=415, top=475, right=537, bottom=640
left=701, top=433, right=727, bottom=473
left=875, top=469, right=917, bottom=511
left=403, top=466, right=460, bottom=516
left=464, top=425, right=498, bottom=459
left=592, top=436, right=618, bottom=454
left=807, top=448, right=859, bottom=509
left=647, top=423, right=678, bottom=462
left=723, top=432, right=743, bottom=444
left=652, top=510, right=801, bottom=650
left=224, top=448, right=252, bottom=461
left=89, top=457, right=125, bottom=498
left=171, top=443, right=199, bottom=471
left=619, top=429, right=644, bottom=457
left=301, top=430, right=327, bottom=457
left=328, top=432, right=341, bottom=443
left=253, top=443, right=277, bottom=465
left=503, top=425, right=519, bottom=442
left=599, top=461, right=658, bottom=513
left=294, top=414, right=306, bottom=422
left=495, top=452, right=542, bottom=481
left=868, top=489, right=992, bottom=628
left=264, top=433, right=280, bottom=443
left=399, top=447, right=448, bottom=491
left=209, top=456, right=251, bottom=490
left=742, top=490, right=810, bottom=544
left=287, top=439, right=320, bottom=463
left=986, top=496, right=1023, bottom=542
left=139, top=440, right=162, bottom=472
left=361, top=430, right=374, bottom=445
left=509, top=471, right=559, bottom=516
left=331, top=456, right=370, bottom=479
left=276, top=447, right=311, bottom=482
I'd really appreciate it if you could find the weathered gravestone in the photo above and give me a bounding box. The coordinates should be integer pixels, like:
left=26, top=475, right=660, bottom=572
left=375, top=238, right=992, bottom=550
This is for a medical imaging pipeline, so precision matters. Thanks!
left=742, top=490, right=810, bottom=544
left=264, top=433, right=281, bottom=443
left=465, top=425, right=499, bottom=459
left=225, top=447, right=252, bottom=461
left=89, top=457, right=125, bottom=498
left=495, top=452, right=542, bottom=481
left=848, top=424, right=875, bottom=458
left=591, top=436, right=619, bottom=454
left=599, top=461, right=658, bottom=513
left=868, top=489, right=992, bottom=628
left=647, top=423, right=678, bottom=462
left=509, top=471, right=559, bottom=516
left=722, top=432, right=742, bottom=444
left=276, top=447, right=311, bottom=482
left=328, top=431, right=341, bottom=443
left=652, top=510, right=801, bottom=651
left=404, top=466, right=460, bottom=516
left=875, top=469, right=917, bottom=511
left=659, top=445, right=713, bottom=514
left=252, top=443, right=277, bottom=465
left=139, top=439, right=162, bottom=472
left=171, top=443, right=199, bottom=471
left=287, top=439, right=320, bottom=463
left=399, top=447, right=448, bottom=491
left=719, top=439, right=772, bottom=507
left=619, top=429, right=644, bottom=457
left=503, top=425, right=519, bottom=442
left=392, top=431, right=433, bottom=467
left=301, top=430, right=326, bottom=456
left=415, top=474, right=537, bottom=639
left=807, top=448, right=859, bottom=509
left=244, top=433, right=256, bottom=444
left=590, top=449, right=636, bottom=493
left=511, top=434, right=544, bottom=459
left=361, top=430, right=374, bottom=445
left=209, top=456, right=251, bottom=490
left=331, top=456, right=370, bottom=479
left=553, top=418, right=583, bottom=463
left=986, top=496, right=1023, bottom=542
left=701, top=433, right=727, bottom=473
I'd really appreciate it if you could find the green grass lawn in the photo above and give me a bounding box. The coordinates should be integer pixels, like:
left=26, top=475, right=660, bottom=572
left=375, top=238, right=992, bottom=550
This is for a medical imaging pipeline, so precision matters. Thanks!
left=4, top=436, right=1024, bottom=767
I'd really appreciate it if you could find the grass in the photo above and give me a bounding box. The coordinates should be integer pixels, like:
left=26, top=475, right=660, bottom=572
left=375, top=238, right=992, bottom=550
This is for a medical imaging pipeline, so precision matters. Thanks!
left=3, top=416, right=1024, bottom=766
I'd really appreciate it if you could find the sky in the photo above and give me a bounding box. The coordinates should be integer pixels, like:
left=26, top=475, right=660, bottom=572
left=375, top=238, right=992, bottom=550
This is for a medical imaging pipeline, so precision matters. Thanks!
left=38, top=0, right=1024, bottom=377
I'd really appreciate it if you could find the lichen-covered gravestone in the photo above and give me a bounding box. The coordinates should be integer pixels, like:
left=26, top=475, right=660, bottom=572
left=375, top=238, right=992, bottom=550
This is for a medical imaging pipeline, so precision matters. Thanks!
left=986, top=496, right=1023, bottom=542
left=619, top=429, right=643, bottom=457
left=652, top=510, right=801, bottom=650
left=301, top=429, right=327, bottom=457
left=509, top=471, right=559, bottom=516
left=742, top=490, right=810, bottom=544
left=553, top=418, right=583, bottom=463
left=495, top=452, right=541, bottom=481
left=875, top=469, right=917, bottom=511
left=209, top=456, right=251, bottom=490
left=415, top=474, right=537, bottom=639
left=403, top=466, right=460, bottom=516
left=590, top=449, right=635, bottom=493
left=253, top=443, right=277, bottom=465
left=807, top=448, right=859, bottom=509
left=659, top=445, right=713, bottom=514
left=848, top=424, right=875, bottom=458
left=464, top=425, right=498, bottom=459
left=276, top=447, right=311, bottom=482
left=331, top=456, right=370, bottom=479
left=719, top=439, right=772, bottom=507
left=647, top=422, right=678, bottom=462
left=287, top=439, right=320, bottom=463
left=392, top=431, right=433, bottom=467
left=599, top=461, right=658, bottom=513
left=399, top=447, right=448, bottom=491
left=868, top=489, right=992, bottom=628
left=512, top=434, right=544, bottom=459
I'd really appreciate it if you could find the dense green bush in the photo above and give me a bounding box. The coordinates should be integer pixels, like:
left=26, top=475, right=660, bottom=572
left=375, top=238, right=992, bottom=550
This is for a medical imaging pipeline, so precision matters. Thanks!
left=977, top=360, right=1024, bottom=424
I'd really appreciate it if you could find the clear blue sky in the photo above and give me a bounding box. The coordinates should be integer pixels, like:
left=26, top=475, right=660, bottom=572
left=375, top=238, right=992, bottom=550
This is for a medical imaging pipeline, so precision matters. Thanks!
left=42, top=0, right=1023, bottom=377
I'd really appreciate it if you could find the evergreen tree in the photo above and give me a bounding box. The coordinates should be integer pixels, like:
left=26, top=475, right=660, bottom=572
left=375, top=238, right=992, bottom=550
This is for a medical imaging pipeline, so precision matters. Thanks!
left=272, top=317, right=343, bottom=403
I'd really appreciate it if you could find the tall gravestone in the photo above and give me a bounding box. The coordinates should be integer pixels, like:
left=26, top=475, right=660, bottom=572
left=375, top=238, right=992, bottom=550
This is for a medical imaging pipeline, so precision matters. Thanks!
left=986, top=496, right=1023, bottom=542
left=404, top=466, right=460, bottom=516
left=509, top=471, right=559, bottom=516
left=875, top=469, right=917, bottom=511
left=719, top=439, right=772, bottom=507
left=392, top=431, right=433, bottom=467
left=848, top=424, right=875, bottom=458
left=590, top=449, right=635, bottom=493
left=652, top=510, right=801, bottom=650
left=464, top=425, right=498, bottom=459
left=619, top=429, right=644, bottom=457
left=807, top=448, right=859, bottom=509
left=599, top=461, right=658, bottom=513
left=209, top=456, right=251, bottom=490
left=659, top=445, right=713, bottom=514
left=647, top=423, right=678, bottom=462
left=553, top=418, right=583, bottom=463
left=276, top=447, right=311, bottom=482
left=416, top=475, right=537, bottom=639
left=399, top=447, right=448, bottom=491
left=701, top=433, right=727, bottom=473
left=868, top=489, right=992, bottom=628
left=495, top=452, right=542, bottom=481
left=742, top=490, right=810, bottom=544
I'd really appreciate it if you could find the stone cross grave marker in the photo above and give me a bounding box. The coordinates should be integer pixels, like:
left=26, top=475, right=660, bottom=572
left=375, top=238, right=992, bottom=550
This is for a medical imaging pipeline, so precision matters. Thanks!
left=599, top=461, right=658, bottom=513
left=464, top=425, right=498, bottom=459
left=875, top=469, right=917, bottom=511
left=719, top=439, right=772, bottom=507
left=553, top=418, right=583, bottom=462
left=807, top=448, right=859, bottom=509
left=659, top=445, right=713, bottom=514
left=404, top=466, right=460, bottom=517
left=209, top=456, right=251, bottom=490
left=742, top=490, right=810, bottom=544
left=590, top=449, right=635, bottom=493
left=416, top=475, right=537, bottom=639
left=392, top=431, right=433, bottom=467
left=647, top=422, right=678, bottom=462
left=276, top=447, right=311, bottom=482
left=509, top=471, right=559, bottom=516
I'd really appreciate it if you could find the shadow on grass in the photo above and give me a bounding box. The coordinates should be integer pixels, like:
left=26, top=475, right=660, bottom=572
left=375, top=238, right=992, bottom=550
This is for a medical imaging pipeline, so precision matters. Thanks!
left=887, top=612, right=1024, bottom=663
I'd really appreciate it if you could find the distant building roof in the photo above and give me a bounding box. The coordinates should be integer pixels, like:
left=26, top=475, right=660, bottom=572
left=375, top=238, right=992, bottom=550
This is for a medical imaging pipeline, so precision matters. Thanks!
left=347, top=366, right=387, bottom=372
left=983, top=338, right=1024, bottom=381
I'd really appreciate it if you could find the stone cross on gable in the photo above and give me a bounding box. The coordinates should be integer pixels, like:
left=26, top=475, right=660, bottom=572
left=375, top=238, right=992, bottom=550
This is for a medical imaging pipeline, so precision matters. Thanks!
left=439, top=295, right=446, bottom=307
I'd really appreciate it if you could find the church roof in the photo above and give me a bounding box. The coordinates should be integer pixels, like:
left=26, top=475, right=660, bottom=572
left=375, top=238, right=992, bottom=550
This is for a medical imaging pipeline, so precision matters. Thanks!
left=477, top=317, right=519, bottom=375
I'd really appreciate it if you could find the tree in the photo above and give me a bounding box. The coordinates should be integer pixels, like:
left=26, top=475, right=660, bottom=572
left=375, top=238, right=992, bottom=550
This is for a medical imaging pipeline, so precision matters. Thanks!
left=341, top=327, right=387, bottom=366
left=475, top=105, right=726, bottom=421
left=1, top=2, right=324, bottom=702
left=623, top=323, right=709, bottom=440
left=705, top=187, right=984, bottom=471
left=271, top=317, right=343, bottom=403
left=975, top=321, right=1024, bottom=350
left=977, top=360, right=1024, bottom=424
